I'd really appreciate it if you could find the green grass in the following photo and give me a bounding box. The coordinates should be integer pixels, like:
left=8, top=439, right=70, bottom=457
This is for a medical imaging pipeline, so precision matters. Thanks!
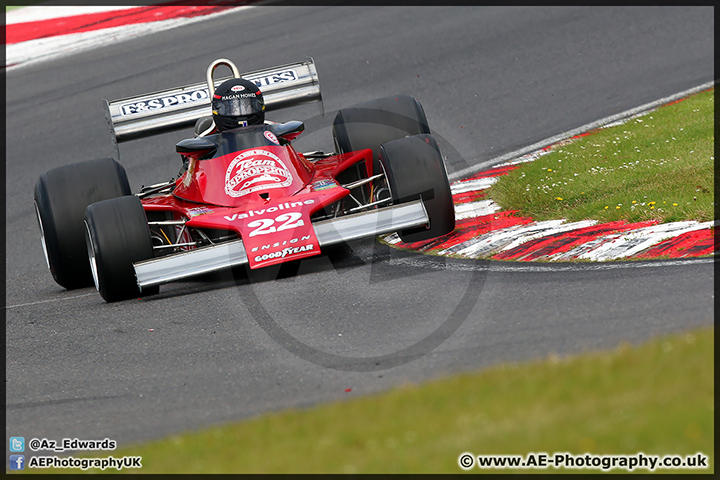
left=6, top=3, right=47, bottom=11
left=486, top=88, right=714, bottom=224
left=36, top=326, right=711, bottom=474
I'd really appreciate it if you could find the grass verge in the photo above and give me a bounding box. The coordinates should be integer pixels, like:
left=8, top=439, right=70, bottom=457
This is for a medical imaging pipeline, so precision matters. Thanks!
left=36, top=326, right=712, bottom=474
left=486, top=88, right=714, bottom=224
left=6, top=3, right=47, bottom=12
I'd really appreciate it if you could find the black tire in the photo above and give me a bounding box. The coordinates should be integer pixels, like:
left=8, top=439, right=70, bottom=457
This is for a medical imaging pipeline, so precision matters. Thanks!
left=332, top=94, right=430, bottom=177
left=33, top=158, right=131, bottom=289
left=379, top=134, right=455, bottom=243
left=84, top=195, right=156, bottom=302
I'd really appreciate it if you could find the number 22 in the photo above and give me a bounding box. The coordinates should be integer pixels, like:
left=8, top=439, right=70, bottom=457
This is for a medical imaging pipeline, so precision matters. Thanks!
left=247, top=212, right=305, bottom=237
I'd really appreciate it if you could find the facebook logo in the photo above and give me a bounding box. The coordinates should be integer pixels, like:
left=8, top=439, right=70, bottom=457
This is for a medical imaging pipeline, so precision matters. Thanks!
left=9, top=455, right=25, bottom=470
left=10, top=437, right=25, bottom=452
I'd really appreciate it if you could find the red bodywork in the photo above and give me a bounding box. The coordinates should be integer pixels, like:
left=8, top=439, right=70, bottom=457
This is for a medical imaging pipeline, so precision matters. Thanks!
left=142, top=140, right=372, bottom=269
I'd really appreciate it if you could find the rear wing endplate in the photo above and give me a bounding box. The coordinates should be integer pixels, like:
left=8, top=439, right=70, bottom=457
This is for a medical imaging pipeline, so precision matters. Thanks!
left=104, top=57, right=322, bottom=152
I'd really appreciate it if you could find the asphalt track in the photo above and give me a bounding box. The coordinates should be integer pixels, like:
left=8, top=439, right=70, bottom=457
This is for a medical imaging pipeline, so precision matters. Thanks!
left=5, top=7, right=715, bottom=453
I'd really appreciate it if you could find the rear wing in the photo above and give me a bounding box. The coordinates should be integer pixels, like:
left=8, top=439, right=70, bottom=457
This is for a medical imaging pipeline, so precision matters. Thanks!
left=103, top=57, right=322, bottom=154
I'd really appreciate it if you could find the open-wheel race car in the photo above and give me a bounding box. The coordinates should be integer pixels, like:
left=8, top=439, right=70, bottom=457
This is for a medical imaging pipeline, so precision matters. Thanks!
left=34, top=58, right=455, bottom=302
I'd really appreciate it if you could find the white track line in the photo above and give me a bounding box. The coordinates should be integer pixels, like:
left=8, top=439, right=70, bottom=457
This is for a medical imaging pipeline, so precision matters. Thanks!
left=4, top=292, right=97, bottom=310
left=448, top=80, right=716, bottom=181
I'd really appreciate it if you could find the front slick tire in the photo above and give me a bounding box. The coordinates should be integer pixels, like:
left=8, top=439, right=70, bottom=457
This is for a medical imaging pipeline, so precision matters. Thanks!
left=380, top=134, right=455, bottom=243
left=84, top=195, right=157, bottom=302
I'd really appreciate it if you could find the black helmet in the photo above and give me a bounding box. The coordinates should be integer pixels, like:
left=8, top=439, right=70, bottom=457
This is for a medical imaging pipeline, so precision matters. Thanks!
left=211, top=78, right=265, bottom=131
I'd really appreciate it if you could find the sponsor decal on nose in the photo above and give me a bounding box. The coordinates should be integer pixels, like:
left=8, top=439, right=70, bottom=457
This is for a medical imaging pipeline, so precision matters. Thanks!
left=224, top=149, right=293, bottom=198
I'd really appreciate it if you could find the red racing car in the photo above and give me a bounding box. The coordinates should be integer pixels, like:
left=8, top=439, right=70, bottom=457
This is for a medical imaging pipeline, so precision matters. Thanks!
left=34, top=58, right=455, bottom=302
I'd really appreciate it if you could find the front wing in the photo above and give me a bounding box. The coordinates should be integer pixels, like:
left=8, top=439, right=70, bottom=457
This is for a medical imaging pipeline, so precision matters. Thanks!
left=133, top=200, right=428, bottom=289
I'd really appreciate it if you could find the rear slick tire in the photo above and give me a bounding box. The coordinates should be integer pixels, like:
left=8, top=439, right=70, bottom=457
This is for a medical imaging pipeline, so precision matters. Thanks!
left=332, top=94, right=430, bottom=176
left=33, top=157, right=131, bottom=289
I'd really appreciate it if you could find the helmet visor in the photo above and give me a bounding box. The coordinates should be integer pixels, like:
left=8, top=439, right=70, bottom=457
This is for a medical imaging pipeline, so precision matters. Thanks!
left=214, top=96, right=262, bottom=117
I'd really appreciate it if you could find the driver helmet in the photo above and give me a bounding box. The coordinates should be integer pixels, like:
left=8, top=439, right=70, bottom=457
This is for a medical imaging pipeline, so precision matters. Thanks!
left=211, top=78, right=265, bottom=131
